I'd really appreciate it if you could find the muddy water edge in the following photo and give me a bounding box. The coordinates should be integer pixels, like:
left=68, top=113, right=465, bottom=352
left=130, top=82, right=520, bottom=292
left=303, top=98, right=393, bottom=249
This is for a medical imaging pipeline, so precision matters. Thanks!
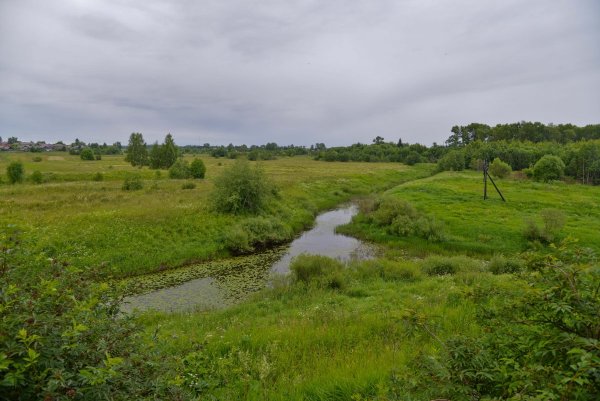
left=120, top=204, right=375, bottom=313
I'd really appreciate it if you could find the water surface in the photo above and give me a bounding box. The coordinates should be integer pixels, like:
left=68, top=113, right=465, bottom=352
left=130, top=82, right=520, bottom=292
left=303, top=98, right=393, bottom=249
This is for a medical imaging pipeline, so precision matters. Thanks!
left=122, top=204, right=374, bottom=313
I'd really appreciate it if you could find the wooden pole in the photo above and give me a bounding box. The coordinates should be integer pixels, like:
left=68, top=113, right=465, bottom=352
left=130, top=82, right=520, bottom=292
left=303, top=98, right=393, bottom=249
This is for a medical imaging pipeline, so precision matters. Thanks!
left=486, top=171, right=506, bottom=202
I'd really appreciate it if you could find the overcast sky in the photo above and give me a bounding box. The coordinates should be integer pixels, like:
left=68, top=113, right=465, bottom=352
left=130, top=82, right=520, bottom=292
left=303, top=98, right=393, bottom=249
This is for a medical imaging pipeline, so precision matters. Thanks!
left=1, top=0, right=598, bottom=146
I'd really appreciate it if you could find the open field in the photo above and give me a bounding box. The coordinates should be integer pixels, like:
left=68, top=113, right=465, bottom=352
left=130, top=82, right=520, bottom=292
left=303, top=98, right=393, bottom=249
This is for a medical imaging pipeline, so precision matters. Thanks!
left=0, top=152, right=433, bottom=277
left=338, top=170, right=600, bottom=256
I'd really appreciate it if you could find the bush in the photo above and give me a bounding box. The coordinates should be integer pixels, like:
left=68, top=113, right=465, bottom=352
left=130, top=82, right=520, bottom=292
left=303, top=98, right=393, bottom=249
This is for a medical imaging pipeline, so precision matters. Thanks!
left=6, top=161, right=24, bottom=184
left=224, top=216, right=291, bottom=254
left=533, top=154, right=565, bottom=182
left=488, top=254, right=524, bottom=274
left=436, top=150, right=465, bottom=172
left=95, top=154, right=102, bottom=161
left=488, top=157, right=512, bottom=178
left=211, top=160, right=276, bottom=215
left=405, top=151, right=422, bottom=166
left=0, top=229, right=159, bottom=400
left=524, top=208, right=566, bottom=244
left=30, top=170, right=44, bottom=184
left=122, top=174, right=143, bottom=191
left=168, top=159, right=191, bottom=179
left=181, top=182, right=196, bottom=190
left=353, top=259, right=423, bottom=282
left=80, top=148, right=95, bottom=161
left=367, top=197, right=446, bottom=242
left=522, top=167, right=534, bottom=178
left=92, top=172, right=104, bottom=182
left=189, top=158, right=206, bottom=179
left=32, top=156, right=42, bottom=162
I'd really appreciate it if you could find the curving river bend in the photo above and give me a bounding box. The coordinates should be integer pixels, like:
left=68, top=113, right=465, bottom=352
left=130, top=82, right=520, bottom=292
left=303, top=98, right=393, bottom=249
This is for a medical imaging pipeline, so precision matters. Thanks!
left=122, top=204, right=375, bottom=313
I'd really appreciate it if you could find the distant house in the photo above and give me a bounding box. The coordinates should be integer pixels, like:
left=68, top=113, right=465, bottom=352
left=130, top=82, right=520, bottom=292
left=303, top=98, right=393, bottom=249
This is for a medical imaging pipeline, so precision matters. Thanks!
left=0, top=143, right=10, bottom=151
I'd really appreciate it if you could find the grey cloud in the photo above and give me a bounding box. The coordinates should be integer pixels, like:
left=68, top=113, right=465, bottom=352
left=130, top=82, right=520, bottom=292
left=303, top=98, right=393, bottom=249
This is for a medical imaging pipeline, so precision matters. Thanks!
left=0, top=0, right=598, bottom=146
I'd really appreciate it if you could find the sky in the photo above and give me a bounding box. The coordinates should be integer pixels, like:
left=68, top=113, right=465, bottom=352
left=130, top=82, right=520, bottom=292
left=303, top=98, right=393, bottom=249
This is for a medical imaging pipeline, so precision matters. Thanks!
left=0, top=0, right=599, bottom=147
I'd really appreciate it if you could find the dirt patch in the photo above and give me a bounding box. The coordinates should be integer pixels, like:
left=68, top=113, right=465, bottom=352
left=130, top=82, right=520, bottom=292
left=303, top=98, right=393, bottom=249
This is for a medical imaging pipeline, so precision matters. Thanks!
left=47, top=156, right=65, bottom=161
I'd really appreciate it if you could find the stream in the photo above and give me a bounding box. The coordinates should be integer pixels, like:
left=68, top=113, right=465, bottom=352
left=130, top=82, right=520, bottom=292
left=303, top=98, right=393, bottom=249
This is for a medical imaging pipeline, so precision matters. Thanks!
left=121, top=204, right=375, bottom=313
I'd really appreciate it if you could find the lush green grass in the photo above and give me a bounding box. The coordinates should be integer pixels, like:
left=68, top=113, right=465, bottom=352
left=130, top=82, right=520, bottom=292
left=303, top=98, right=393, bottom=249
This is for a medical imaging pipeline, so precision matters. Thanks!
left=136, top=255, right=525, bottom=400
left=338, top=171, right=600, bottom=256
left=0, top=152, right=433, bottom=277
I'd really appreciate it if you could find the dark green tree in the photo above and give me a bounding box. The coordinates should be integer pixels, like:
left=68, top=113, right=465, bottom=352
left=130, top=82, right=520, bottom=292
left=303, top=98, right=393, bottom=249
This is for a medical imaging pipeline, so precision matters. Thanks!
left=162, top=133, right=178, bottom=169
left=148, top=142, right=163, bottom=169
left=124, top=133, right=148, bottom=167
left=80, top=148, right=95, bottom=161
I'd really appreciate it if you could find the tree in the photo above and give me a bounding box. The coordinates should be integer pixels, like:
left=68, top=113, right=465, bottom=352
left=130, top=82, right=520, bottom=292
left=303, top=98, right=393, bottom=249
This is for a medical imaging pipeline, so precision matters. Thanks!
left=6, top=161, right=24, bottom=184
left=162, top=133, right=178, bottom=168
left=190, top=159, right=206, bottom=179
left=80, top=148, right=95, bottom=161
left=7, top=136, right=18, bottom=144
left=373, top=136, right=385, bottom=145
left=125, top=133, right=148, bottom=167
left=148, top=142, right=163, bottom=169
left=533, top=155, right=565, bottom=182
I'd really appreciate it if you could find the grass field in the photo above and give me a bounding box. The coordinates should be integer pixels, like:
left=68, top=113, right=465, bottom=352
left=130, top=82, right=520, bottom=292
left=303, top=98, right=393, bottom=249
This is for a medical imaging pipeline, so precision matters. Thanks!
left=338, top=170, right=600, bottom=256
left=0, top=152, right=433, bottom=277
left=2, top=153, right=598, bottom=400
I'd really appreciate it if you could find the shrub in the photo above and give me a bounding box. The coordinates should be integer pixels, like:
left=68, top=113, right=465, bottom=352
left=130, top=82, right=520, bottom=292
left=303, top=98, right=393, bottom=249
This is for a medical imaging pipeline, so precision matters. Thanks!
left=0, top=229, right=159, bottom=400
left=488, top=254, right=524, bottom=274
left=353, top=259, right=423, bottom=282
left=436, top=150, right=465, bottom=172
left=168, top=159, right=191, bottom=179
left=533, top=154, right=565, bottom=182
left=522, top=167, right=534, bottom=178
left=224, top=216, right=291, bottom=254
left=6, top=161, right=24, bottom=184
left=211, top=159, right=276, bottom=214
left=405, top=151, right=422, bottom=166
left=92, top=172, right=104, bottom=182
left=181, top=181, right=196, bottom=190
left=122, top=174, right=143, bottom=191
left=189, top=158, right=206, bottom=179
left=32, top=156, right=42, bottom=162
left=80, top=148, right=95, bottom=161
left=488, top=157, right=512, bottom=178
left=30, top=170, right=44, bottom=184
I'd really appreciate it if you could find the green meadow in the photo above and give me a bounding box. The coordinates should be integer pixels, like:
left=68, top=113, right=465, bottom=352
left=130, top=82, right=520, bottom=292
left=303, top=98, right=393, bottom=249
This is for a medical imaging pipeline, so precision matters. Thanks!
left=1, top=152, right=598, bottom=400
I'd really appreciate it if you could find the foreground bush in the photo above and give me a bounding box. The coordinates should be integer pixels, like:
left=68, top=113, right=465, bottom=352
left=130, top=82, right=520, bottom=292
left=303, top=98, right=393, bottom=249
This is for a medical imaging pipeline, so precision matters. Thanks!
left=290, top=254, right=345, bottom=289
left=189, top=158, right=206, bottom=179
left=0, top=229, right=162, bottom=400
left=211, top=159, right=276, bottom=215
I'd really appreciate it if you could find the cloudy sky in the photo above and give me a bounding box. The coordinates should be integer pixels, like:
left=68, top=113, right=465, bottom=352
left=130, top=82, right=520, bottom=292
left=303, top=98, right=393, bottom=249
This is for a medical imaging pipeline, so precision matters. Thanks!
left=1, top=0, right=598, bottom=146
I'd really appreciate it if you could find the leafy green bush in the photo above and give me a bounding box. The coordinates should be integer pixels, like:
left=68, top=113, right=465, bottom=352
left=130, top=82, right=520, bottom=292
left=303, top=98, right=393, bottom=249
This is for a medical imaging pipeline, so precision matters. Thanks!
left=488, top=157, right=512, bottom=178
left=6, top=161, right=24, bottom=184
left=438, top=242, right=600, bottom=400
left=122, top=174, right=143, bottom=191
left=168, top=159, right=191, bottom=179
left=189, top=158, right=206, bottom=179
left=487, top=254, right=524, bottom=274
left=181, top=181, right=196, bottom=190
left=211, top=160, right=276, bottom=215
left=30, top=170, right=44, bottom=184
left=533, top=154, right=565, bottom=182
left=405, top=151, right=422, bottom=166
left=0, top=229, right=160, bottom=400
left=80, top=148, right=95, bottom=161
left=32, top=156, right=42, bottom=162
left=436, top=150, right=465, bottom=172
